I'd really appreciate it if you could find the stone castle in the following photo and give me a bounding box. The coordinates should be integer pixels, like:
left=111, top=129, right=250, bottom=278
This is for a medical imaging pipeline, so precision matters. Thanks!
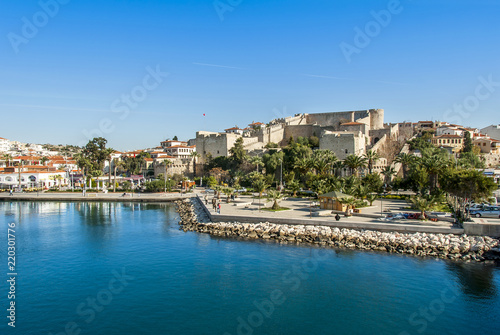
left=196, top=109, right=399, bottom=165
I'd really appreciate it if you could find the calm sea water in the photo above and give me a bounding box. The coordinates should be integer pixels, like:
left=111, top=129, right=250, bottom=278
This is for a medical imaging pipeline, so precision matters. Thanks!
left=0, top=201, right=499, bottom=335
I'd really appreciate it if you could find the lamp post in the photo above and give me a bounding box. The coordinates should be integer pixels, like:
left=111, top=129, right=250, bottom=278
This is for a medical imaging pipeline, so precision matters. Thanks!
left=279, top=158, right=283, bottom=191
left=164, top=161, right=167, bottom=193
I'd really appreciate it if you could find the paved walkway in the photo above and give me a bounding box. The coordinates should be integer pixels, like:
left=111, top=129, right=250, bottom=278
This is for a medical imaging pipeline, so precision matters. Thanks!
left=0, top=192, right=194, bottom=202
left=194, top=190, right=465, bottom=235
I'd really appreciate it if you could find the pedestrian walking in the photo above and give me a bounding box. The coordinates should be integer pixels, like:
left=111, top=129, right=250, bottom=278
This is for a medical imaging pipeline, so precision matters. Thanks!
left=9, top=189, right=13, bottom=196
left=217, top=203, right=221, bottom=214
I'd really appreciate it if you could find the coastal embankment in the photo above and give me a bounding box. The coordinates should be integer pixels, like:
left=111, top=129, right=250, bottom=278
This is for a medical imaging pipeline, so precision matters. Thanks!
left=176, top=198, right=500, bottom=262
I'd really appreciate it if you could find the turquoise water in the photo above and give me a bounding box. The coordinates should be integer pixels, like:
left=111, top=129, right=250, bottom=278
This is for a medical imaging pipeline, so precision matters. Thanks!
left=1, top=201, right=499, bottom=335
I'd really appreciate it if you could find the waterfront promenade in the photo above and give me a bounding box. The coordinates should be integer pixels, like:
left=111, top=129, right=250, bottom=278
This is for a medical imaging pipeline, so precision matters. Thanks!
left=3, top=190, right=499, bottom=236
left=193, top=191, right=467, bottom=235
left=0, top=192, right=195, bottom=203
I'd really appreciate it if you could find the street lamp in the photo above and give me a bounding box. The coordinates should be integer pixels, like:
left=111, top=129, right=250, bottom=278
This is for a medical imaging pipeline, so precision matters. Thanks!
left=279, top=158, right=283, bottom=191
left=164, top=161, right=167, bottom=193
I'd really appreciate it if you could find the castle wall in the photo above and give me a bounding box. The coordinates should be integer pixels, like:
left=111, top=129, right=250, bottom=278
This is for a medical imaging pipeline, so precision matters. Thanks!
left=196, top=131, right=240, bottom=163
left=265, top=124, right=285, bottom=145
left=153, top=158, right=193, bottom=178
left=283, top=125, right=324, bottom=144
left=319, top=131, right=366, bottom=160
left=305, top=111, right=355, bottom=129
left=340, top=123, right=369, bottom=137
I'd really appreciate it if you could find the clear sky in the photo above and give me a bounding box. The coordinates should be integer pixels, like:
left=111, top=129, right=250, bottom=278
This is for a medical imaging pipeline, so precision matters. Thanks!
left=1, top=0, right=499, bottom=151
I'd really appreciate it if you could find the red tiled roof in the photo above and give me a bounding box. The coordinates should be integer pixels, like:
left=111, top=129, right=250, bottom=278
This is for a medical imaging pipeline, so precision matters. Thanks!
left=341, top=122, right=364, bottom=126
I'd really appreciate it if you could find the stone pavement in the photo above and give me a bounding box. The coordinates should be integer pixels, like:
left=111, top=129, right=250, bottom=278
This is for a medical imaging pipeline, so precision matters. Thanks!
left=194, top=190, right=465, bottom=235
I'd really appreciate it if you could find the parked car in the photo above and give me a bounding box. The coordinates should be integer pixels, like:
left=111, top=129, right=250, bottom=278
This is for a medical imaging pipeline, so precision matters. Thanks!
left=466, top=203, right=486, bottom=211
left=235, top=188, right=247, bottom=193
left=469, top=206, right=500, bottom=218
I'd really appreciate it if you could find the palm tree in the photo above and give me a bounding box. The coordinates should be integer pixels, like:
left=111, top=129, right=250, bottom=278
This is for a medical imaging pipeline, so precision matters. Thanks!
left=338, top=196, right=357, bottom=216
left=249, top=156, right=264, bottom=173
left=222, top=187, right=234, bottom=203
left=3, top=154, right=12, bottom=167
left=288, top=179, right=300, bottom=197
left=395, top=153, right=414, bottom=180
left=364, top=150, right=380, bottom=174
left=113, top=159, right=125, bottom=192
left=343, top=154, right=368, bottom=177
left=311, top=150, right=337, bottom=175
left=420, top=150, right=449, bottom=192
left=381, top=166, right=396, bottom=185
left=294, top=157, right=312, bottom=182
left=253, top=178, right=268, bottom=198
left=40, top=156, right=49, bottom=166
left=266, top=190, right=284, bottom=210
left=407, top=195, right=437, bottom=219
left=190, top=151, right=201, bottom=177
left=366, top=193, right=378, bottom=206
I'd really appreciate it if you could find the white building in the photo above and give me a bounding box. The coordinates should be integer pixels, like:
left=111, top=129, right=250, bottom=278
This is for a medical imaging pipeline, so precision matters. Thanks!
left=0, top=137, right=10, bottom=152
left=224, top=127, right=244, bottom=135
left=164, top=145, right=196, bottom=159
left=435, top=125, right=463, bottom=137
left=0, top=169, right=68, bottom=189
left=481, top=125, right=500, bottom=141
left=160, top=140, right=188, bottom=149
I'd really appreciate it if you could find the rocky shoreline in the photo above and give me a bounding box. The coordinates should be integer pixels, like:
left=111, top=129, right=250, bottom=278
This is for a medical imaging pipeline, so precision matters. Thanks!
left=175, top=199, right=500, bottom=262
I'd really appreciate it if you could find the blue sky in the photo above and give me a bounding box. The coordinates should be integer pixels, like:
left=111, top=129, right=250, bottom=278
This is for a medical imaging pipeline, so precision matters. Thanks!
left=1, top=0, right=499, bottom=151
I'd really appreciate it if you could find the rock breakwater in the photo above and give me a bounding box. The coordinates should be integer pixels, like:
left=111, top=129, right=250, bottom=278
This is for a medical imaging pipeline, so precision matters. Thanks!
left=176, top=199, right=500, bottom=262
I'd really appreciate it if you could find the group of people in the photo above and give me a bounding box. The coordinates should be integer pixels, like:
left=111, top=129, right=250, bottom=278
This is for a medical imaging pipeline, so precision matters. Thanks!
left=205, top=194, right=221, bottom=214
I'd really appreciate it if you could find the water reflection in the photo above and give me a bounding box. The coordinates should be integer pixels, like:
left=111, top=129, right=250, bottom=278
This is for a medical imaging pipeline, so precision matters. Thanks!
left=76, top=202, right=115, bottom=226
left=446, top=262, right=498, bottom=299
left=2, top=201, right=72, bottom=224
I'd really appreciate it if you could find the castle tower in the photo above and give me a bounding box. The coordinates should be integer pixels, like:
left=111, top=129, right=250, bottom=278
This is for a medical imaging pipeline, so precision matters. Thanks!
left=369, top=109, right=384, bottom=130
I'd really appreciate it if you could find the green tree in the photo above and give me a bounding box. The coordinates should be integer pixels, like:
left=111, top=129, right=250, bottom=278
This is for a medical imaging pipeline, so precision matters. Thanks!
left=343, top=154, right=368, bottom=177
left=253, top=178, right=268, bottom=198
left=288, top=179, right=300, bottom=197
left=462, top=131, right=472, bottom=153
left=2, top=154, right=12, bottom=167
left=364, top=150, right=380, bottom=174
left=440, top=169, right=497, bottom=222
left=173, top=136, right=178, bottom=141
left=190, top=151, right=201, bottom=176
left=407, top=195, right=437, bottom=219
left=249, top=156, right=264, bottom=173
left=362, top=173, right=383, bottom=193
left=395, top=153, right=414, bottom=180
left=229, top=137, right=247, bottom=165
left=222, top=187, right=234, bottom=203
left=365, top=193, right=378, bottom=206
left=267, top=190, right=284, bottom=210
left=381, top=166, right=396, bottom=185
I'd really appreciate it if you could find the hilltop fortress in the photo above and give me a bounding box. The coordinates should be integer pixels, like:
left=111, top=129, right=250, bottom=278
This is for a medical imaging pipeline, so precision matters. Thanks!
left=196, top=109, right=399, bottom=165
